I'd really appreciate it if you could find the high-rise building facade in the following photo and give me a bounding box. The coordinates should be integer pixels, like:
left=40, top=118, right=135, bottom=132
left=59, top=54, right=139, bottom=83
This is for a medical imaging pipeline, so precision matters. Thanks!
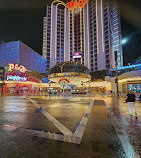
left=42, top=0, right=123, bottom=72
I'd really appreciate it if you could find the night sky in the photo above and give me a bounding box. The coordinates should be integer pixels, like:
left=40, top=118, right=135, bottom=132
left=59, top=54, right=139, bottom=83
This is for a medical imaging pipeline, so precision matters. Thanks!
left=0, top=0, right=141, bottom=66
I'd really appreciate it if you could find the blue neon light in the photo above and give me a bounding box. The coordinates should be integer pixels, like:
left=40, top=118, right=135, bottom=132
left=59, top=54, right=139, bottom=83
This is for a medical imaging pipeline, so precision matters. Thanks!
left=0, top=41, right=47, bottom=73
left=117, top=64, right=141, bottom=70
left=133, top=59, right=141, bottom=65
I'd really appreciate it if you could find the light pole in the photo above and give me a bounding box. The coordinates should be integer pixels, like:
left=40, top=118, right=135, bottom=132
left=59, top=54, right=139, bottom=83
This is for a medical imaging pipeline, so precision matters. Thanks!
left=0, top=67, right=5, bottom=96
left=114, top=51, right=119, bottom=97
left=89, top=81, right=90, bottom=92
left=114, top=37, right=128, bottom=96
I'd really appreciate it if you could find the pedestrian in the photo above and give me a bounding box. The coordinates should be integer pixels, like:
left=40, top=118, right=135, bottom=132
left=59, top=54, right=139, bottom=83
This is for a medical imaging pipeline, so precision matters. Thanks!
left=139, top=94, right=141, bottom=103
left=17, top=90, right=19, bottom=95
left=126, top=90, right=137, bottom=116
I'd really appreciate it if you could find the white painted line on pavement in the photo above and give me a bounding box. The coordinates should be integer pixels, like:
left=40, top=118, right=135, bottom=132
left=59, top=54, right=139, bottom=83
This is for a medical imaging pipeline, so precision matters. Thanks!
left=1, top=124, right=81, bottom=144
left=104, top=99, right=140, bottom=158
left=28, top=98, right=73, bottom=136
left=1, top=98, right=94, bottom=144
left=74, top=100, right=94, bottom=140
left=2, top=124, right=17, bottom=131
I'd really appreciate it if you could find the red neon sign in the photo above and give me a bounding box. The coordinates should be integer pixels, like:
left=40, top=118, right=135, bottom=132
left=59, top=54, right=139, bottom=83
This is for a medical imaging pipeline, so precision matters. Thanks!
left=58, top=78, right=70, bottom=83
left=68, top=0, right=87, bottom=10
left=8, top=63, right=27, bottom=73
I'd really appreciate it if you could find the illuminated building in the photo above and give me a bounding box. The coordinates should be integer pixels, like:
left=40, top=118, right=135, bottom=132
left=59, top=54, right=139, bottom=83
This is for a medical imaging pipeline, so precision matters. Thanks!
left=0, top=41, right=46, bottom=73
left=106, top=57, right=141, bottom=94
left=46, top=61, right=111, bottom=94
left=0, top=41, right=47, bottom=94
left=48, top=61, right=91, bottom=85
left=44, top=61, right=111, bottom=94
left=42, top=0, right=123, bottom=72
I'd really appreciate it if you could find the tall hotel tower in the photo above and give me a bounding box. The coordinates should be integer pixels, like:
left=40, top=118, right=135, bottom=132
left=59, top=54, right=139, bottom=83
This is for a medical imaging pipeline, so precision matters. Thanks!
left=42, top=0, right=123, bottom=72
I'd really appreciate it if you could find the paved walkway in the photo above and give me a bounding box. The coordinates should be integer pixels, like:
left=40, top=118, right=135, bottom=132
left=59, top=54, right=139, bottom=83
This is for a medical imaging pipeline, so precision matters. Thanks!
left=0, top=95, right=140, bottom=157
left=0, top=96, right=126, bottom=158
left=103, top=95, right=141, bottom=157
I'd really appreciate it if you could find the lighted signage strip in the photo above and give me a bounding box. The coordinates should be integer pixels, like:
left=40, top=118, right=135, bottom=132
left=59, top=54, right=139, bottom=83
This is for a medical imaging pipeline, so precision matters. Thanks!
left=118, top=77, right=141, bottom=83
left=117, top=64, right=141, bottom=70
left=73, top=55, right=82, bottom=59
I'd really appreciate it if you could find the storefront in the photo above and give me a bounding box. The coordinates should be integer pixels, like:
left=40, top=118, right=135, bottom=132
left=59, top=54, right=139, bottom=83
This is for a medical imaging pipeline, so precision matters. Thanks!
left=0, top=41, right=47, bottom=94
left=128, top=83, right=141, bottom=93
left=119, top=77, right=141, bottom=93
left=116, top=70, right=141, bottom=94
left=0, top=63, right=41, bottom=94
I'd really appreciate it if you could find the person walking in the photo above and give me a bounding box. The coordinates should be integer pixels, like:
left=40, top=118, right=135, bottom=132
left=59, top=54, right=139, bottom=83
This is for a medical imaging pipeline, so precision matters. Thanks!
left=126, top=90, right=137, bottom=116
left=139, top=94, right=141, bottom=103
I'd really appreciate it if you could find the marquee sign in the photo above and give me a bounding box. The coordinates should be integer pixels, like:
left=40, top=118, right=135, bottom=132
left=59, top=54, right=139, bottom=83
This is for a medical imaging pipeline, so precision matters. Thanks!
left=8, top=64, right=27, bottom=73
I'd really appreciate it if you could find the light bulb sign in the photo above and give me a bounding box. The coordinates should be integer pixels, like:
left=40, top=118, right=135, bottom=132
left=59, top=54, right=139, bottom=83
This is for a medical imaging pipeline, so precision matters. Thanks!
left=68, top=0, right=87, bottom=10
left=8, top=64, right=27, bottom=73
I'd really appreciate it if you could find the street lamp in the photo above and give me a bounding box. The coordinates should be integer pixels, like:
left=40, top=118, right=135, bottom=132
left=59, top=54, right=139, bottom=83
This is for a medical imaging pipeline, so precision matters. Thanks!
left=114, top=37, right=128, bottom=96
left=114, top=51, right=119, bottom=97
left=121, top=38, right=128, bottom=45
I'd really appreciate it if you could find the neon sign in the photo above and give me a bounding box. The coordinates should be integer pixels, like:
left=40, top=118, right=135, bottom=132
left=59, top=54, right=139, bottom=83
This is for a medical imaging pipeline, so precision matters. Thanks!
left=117, top=64, right=141, bottom=70
left=5, top=72, right=40, bottom=83
left=58, top=78, right=70, bottom=83
left=8, top=64, right=27, bottom=73
left=52, top=0, right=87, bottom=11
left=73, top=52, right=82, bottom=59
left=7, top=75, right=27, bottom=81
left=68, top=0, right=87, bottom=10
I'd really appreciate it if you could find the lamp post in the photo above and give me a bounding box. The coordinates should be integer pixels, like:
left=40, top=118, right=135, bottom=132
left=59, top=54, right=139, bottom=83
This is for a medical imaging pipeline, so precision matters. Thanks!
left=89, top=80, right=90, bottom=93
left=114, top=51, right=119, bottom=97
left=0, top=67, right=5, bottom=96
left=113, top=37, right=128, bottom=97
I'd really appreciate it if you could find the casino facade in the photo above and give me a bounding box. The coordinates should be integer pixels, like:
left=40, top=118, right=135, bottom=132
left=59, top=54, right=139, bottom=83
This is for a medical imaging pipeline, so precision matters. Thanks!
left=0, top=41, right=46, bottom=94
left=42, top=0, right=123, bottom=72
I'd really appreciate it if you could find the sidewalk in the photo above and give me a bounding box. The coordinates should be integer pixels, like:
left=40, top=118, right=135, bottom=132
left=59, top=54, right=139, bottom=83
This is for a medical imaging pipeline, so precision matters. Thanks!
left=104, top=95, right=141, bottom=156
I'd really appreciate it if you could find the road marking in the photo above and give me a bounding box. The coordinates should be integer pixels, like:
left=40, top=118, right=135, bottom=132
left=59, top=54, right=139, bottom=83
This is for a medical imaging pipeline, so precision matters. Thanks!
left=74, top=100, right=94, bottom=141
left=1, top=97, right=94, bottom=144
left=28, top=98, right=73, bottom=136
left=104, top=99, right=140, bottom=158
left=1, top=124, right=81, bottom=144
left=1, top=99, right=94, bottom=144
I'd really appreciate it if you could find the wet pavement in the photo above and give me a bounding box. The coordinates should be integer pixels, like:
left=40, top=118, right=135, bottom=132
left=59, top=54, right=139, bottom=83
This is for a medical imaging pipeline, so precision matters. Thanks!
left=0, top=94, right=140, bottom=157
left=104, top=95, right=141, bottom=157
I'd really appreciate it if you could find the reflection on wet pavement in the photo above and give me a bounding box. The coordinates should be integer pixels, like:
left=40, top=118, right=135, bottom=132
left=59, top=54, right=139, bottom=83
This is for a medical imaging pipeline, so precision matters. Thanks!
left=0, top=94, right=141, bottom=157
left=104, top=95, right=141, bottom=156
